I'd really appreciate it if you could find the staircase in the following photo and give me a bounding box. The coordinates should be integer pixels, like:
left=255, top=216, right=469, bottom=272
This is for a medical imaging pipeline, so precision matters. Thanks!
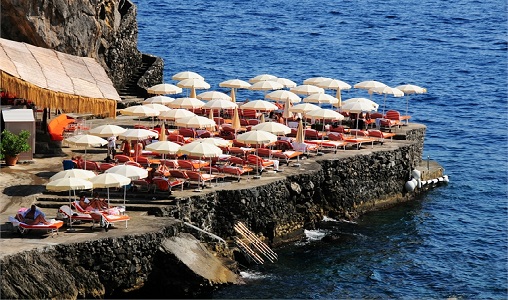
left=118, top=60, right=151, bottom=106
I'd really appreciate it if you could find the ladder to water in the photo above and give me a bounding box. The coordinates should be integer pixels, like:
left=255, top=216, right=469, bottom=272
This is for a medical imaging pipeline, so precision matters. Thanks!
left=233, top=221, right=278, bottom=264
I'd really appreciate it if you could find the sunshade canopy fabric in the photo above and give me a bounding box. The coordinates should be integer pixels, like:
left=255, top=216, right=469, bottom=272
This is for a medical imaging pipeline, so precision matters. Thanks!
left=0, top=38, right=119, bottom=118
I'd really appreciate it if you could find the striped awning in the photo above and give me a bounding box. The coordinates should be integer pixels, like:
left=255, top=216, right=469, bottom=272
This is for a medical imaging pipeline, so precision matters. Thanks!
left=0, top=38, right=120, bottom=118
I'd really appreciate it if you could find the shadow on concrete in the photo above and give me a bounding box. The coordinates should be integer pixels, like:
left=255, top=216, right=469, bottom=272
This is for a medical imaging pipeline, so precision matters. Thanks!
left=35, top=171, right=57, bottom=179
left=3, top=185, right=46, bottom=197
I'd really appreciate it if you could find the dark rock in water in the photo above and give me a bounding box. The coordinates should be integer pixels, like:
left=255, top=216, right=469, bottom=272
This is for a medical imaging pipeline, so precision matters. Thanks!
left=321, top=232, right=356, bottom=244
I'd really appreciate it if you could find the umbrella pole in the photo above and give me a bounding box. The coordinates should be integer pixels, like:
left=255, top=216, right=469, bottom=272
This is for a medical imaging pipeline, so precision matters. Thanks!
left=123, top=186, right=127, bottom=213
left=107, top=187, right=110, bottom=207
left=84, top=148, right=87, bottom=170
left=406, top=95, right=410, bottom=124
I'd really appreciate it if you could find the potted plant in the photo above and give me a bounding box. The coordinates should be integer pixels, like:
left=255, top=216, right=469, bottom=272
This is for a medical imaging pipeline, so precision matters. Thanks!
left=1, top=129, right=31, bottom=166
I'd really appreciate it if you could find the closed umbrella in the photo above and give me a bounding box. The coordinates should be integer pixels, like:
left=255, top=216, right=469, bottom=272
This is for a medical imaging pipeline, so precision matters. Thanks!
left=172, top=71, right=204, bottom=81
left=231, top=107, right=241, bottom=137
left=147, top=83, right=182, bottom=95
left=219, top=79, right=251, bottom=103
left=167, top=97, right=205, bottom=109
left=177, top=78, right=210, bottom=98
left=143, top=96, right=175, bottom=105
left=197, top=91, right=231, bottom=101
left=290, top=85, right=325, bottom=96
left=158, top=123, right=167, bottom=141
left=265, top=90, right=301, bottom=103
left=88, top=173, right=131, bottom=207
left=282, top=97, right=293, bottom=124
left=89, top=124, right=127, bottom=138
left=65, top=134, right=107, bottom=170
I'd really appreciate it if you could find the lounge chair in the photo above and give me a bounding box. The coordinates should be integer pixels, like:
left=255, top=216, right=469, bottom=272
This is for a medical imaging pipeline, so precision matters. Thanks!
left=152, top=177, right=185, bottom=192
left=169, top=169, right=190, bottom=181
left=367, top=129, right=396, bottom=143
left=59, top=205, right=130, bottom=231
left=247, top=154, right=275, bottom=174
left=186, top=170, right=219, bottom=187
left=219, top=165, right=253, bottom=181
left=99, top=162, right=116, bottom=172
left=114, top=154, right=133, bottom=163
left=305, top=139, right=347, bottom=153
left=132, top=179, right=152, bottom=192
left=134, top=156, right=151, bottom=167
left=8, top=215, right=63, bottom=237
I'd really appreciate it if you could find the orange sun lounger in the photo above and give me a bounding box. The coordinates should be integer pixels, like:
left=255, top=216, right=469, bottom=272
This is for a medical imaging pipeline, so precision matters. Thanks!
left=9, top=216, right=64, bottom=237
left=59, top=205, right=130, bottom=232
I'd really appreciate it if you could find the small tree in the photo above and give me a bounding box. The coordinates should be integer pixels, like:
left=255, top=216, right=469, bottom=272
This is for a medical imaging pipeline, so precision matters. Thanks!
left=0, top=129, right=31, bottom=158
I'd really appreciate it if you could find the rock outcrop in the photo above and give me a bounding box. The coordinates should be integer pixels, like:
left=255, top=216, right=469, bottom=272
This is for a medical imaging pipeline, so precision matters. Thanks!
left=1, top=0, right=161, bottom=91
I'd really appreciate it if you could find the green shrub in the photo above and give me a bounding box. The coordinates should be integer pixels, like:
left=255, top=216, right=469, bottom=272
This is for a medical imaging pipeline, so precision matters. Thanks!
left=0, top=129, right=31, bottom=157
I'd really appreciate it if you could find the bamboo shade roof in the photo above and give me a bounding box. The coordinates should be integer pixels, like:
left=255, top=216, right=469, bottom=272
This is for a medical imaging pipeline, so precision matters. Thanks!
left=0, top=38, right=120, bottom=118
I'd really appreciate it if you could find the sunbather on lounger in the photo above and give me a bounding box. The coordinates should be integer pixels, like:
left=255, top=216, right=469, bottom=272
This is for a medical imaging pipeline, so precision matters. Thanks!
left=16, top=205, right=50, bottom=225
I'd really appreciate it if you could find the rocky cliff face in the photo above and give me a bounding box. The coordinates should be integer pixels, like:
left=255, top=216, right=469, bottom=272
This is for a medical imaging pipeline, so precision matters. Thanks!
left=1, top=0, right=145, bottom=89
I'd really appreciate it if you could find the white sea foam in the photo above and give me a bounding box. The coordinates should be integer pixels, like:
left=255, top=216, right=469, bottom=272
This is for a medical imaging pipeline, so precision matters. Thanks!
left=322, top=216, right=337, bottom=222
left=304, top=229, right=327, bottom=241
left=240, top=271, right=269, bottom=280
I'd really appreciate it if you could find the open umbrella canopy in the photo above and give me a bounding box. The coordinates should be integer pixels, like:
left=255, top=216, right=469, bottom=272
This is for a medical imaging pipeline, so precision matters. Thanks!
left=265, top=90, right=301, bottom=103
left=147, top=83, right=182, bottom=95
left=303, top=93, right=339, bottom=105
left=252, top=122, right=291, bottom=135
left=341, top=98, right=379, bottom=113
left=119, top=129, right=158, bottom=141
left=289, top=103, right=321, bottom=114
left=249, top=74, right=277, bottom=83
left=65, top=134, right=108, bottom=147
left=240, top=100, right=278, bottom=111
left=88, top=124, right=127, bottom=138
left=178, top=141, right=222, bottom=158
left=158, top=108, right=195, bottom=121
left=219, top=79, right=251, bottom=103
left=197, top=91, right=232, bottom=101
left=175, top=115, right=216, bottom=129
left=306, top=109, right=344, bottom=121
left=142, top=103, right=171, bottom=112
left=143, top=96, right=175, bottom=105
left=303, top=77, right=334, bottom=86
left=316, top=79, right=352, bottom=90
left=290, top=84, right=325, bottom=95
left=198, top=137, right=232, bottom=147
left=46, top=177, right=93, bottom=192
left=236, top=130, right=277, bottom=145
left=354, top=80, right=387, bottom=90
left=50, top=169, right=96, bottom=182
left=270, top=77, right=297, bottom=88
left=120, top=105, right=160, bottom=117
left=370, top=86, right=404, bottom=97
left=167, top=97, right=205, bottom=109
left=145, top=141, right=181, bottom=154
left=172, top=71, right=204, bottom=81
left=202, top=99, right=238, bottom=110
left=89, top=173, right=131, bottom=188
left=177, top=78, right=211, bottom=98
left=105, top=165, right=148, bottom=180
left=395, top=84, right=426, bottom=95
left=248, top=80, right=284, bottom=92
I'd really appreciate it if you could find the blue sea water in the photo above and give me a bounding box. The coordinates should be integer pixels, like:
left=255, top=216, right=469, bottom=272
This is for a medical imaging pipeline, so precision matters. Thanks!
left=131, top=0, right=508, bottom=298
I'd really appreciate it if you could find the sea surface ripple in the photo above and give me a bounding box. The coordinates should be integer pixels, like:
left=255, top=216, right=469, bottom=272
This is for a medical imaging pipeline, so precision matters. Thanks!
left=131, top=0, right=507, bottom=298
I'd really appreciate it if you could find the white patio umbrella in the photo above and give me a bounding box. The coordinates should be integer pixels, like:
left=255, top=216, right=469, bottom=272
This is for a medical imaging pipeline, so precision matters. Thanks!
left=240, top=100, right=278, bottom=111
left=172, top=71, right=204, bottom=81
left=303, top=93, right=339, bottom=106
left=290, top=85, right=325, bottom=96
left=354, top=80, right=387, bottom=92
left=65, top=134, right=108, bottom=170
left=316, top=79, right=352, bottom=108
left=249, top=80, right=284, bottom=91
left=341, top=98, right=380, bottom=112
left=50, top=169, right=96, bottom=182
left=88, top=173, right=131, bottom=207
left=198, top=137, right=231, bottom=147
left=249, top=74, right=277, bottom=83
left=146, top=141, right=181, bottom=157
left=252, top=122, right=291, bottom=135
left=175, top=115, right=216, bottom=129
left=142, top=103, right=171, bottom=112
left=105, top=165, right=148, bottom=207
left=270, top=77, right=297, bottom=88
left=167, top=97, right=205, bottom=109
left=178, top=141, right=223, bottom=189
left=143, top=96, right=175, bottom=105
left=219, top=79, right=251, bottom=103
left=119, top=129, right=158, bottom=141
left=147, top=83, right=182, bottom=95
left=289, top=103, right=321, bottom=117
left=369, top=86, right=404, bottom=114
left=120, top=105, right=160, bottom=117
left=395, top=84, right=427, bottom=121
left=158, top=109, right=195, bottom=121
left=88, top=124, right=127, bottom=138
left=303, top=77, right=334, bottom=85
left=265, top=90, right=301, bottom=103
left=236, top=130, right=277, bottom=176
left=177, top=78, right=210, bottom=98
left=202, top=99, right=238, bottom=110
left=197, top=91, right=232, bottom=101
left=46, top=177, right=93, bottom=230
left=306, top=109, right=344, bottom=141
